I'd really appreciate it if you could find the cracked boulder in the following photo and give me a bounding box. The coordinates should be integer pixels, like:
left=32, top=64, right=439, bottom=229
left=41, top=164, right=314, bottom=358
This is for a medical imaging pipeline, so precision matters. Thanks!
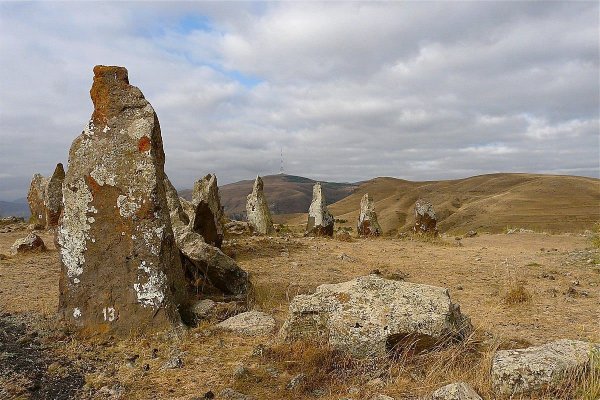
left=280, top=275, right=472, bottom=358
left=413, top=199, right=438, bottom=235
left=306, top=182, right=334, bottom=237
left=57, top=65, right=190, bottom=335
left=246, top=176, right=274, bottom=235
left=491, top=339, right=600, bottom=396
left=357, top=193, right=382, bottom=237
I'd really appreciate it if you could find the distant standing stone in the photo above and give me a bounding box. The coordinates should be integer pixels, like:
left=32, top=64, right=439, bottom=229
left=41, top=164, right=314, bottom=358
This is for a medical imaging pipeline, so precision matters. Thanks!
left=357, top=193, right=382, bottom=236
left=413, top=199, right=438, bottom=235
left=44, top=163, right=65, bottom=228
left=27, top=173, right=48, bottom=228
left=246, top=176, right=275, bottom=235
left=306, top=182, right=334, bottom=237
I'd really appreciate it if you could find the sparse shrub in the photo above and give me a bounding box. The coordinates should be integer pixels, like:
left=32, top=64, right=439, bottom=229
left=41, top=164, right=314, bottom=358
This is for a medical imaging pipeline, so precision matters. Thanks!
left=589, top=223, right=600, bottom=249
left=335, top=218, right=348, bottom=224
left=503, top=281, right=532, bottom=305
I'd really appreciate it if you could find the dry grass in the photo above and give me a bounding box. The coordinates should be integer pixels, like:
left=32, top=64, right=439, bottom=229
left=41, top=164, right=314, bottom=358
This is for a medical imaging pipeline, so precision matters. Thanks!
left=503, top=280, right=532, bottom=305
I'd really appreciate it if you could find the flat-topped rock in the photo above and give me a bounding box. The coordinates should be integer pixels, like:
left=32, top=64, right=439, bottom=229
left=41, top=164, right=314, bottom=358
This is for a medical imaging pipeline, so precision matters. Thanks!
left=216, top=311, right=275, bottom=336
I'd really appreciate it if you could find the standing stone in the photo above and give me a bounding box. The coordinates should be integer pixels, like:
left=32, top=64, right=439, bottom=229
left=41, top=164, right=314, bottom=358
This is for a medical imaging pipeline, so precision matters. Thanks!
left=306, top=182, right=334, bottom=237
left=246, top=176, right=274, bottom=235
left=27, top=173, right=48, bottom=228
left=189, top=173, right=224, bottom=248
left=44, top=163, right=65, bottom=228
left=57, top=65, right=189, bottom=335
left=413, top=199, right=438, bottom=235
left=357, top=193, right=382, bottom=237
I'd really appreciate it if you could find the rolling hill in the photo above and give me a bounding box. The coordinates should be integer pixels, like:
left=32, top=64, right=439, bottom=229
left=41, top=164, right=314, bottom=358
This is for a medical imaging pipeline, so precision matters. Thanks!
left=284, top=173, right=600, bottom=234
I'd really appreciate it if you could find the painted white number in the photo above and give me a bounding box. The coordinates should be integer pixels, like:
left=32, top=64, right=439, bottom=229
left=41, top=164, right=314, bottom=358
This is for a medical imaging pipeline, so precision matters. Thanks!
left=102, top=307, right=116, bottom=322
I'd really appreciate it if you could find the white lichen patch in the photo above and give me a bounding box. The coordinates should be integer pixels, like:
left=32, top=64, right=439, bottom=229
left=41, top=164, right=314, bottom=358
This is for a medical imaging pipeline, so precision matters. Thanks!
left=90, top=164, right=116, bottom=186
left=58, top=178, right=93, bottom=281
left=73, top=308, right=82, bottom=318
left=116, top=194, right=141, bottom=218
left=133, top=261, right=166, bottom=309
left=102, top=125, right=111, bottom=133
left=83, top=120, right=95, bottom=137
left=127, top=115, right=154, bottom=140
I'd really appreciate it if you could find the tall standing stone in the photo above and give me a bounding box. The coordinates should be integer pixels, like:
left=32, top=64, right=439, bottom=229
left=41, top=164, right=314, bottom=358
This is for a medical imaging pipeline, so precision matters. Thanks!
left=246, top=176, right=274, bottom=235
left=413, top=199, right=438, bottom=235
left=357, top=193, right=382, bottom=237
left=27, top=173, right=48, bottom=228
left=57, top=65, right=189, bottom=335
left=189, top=173, right=224, bottom=248
left=306, top=182, right=334, bottom=237
left=44, top=163, right=65, bottom=228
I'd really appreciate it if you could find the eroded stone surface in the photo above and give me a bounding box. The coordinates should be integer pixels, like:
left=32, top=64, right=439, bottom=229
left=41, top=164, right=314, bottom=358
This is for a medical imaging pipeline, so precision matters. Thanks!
left=216, top=311, right=275, bottom=336
left=280, top=275, right=472, bottom=358
left=491, top=339, right=599, bottom=396
left=246, top=176, right=274, bottom=235
left=10, top=233, right=46, bottom=255
left=44, top=163, right=65, bottom=228
left=429, top=382, right=482, bottom=400
left=306, top=182, right=334, bottom=237
left=27, top=174, right=48, bottom=228
left=357, top=193, right=382, bottom=237
left=189, top=173, right=224, bottom=248
left=57, top=65, right=189, bottom=334
left=413, top=199, right=438, bottom=235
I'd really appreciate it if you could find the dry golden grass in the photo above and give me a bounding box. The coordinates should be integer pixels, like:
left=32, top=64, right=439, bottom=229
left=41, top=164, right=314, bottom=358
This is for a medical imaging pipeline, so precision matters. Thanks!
left=503, top=280, right=533, bottom=305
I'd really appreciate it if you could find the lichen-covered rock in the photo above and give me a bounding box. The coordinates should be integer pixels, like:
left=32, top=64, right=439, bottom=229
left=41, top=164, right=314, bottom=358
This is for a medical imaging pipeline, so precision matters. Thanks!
left=306, top=182, right=334, bottom=237
left=429, top=382, right=482, bottom=400
left=189, top=173, right=224, bottom=248
left=27, top=173, right=48, bottom=228
left=280, top=275, right=472, bottom=359
left=57, top=65, right=190, bottom=335
left=225, top=220, right=253, bottom=236
left=413, top=199, right=438, bottom=235
left=491, top=339, right=600, bottom=396
left=164, top=177, right=249, bottom=296
left=10, top=233, right=46, bottom=255
left=44, top=163, right=65, bottom=228
left=216, top=311, right=275, bottom=336
left=357, top=193, right=382, bottom=237
left=246, top=176, right=274, bottom=235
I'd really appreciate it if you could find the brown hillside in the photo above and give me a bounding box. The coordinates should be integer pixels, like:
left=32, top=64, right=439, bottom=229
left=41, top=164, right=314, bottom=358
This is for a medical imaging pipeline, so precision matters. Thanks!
left=284, top=173, right=600, bottom=234
left=180, top=174, right=358, bottom=218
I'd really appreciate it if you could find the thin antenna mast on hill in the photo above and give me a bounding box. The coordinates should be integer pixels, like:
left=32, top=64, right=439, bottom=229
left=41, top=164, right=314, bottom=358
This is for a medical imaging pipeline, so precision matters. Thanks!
left=279, top=147, right=284, bottom=175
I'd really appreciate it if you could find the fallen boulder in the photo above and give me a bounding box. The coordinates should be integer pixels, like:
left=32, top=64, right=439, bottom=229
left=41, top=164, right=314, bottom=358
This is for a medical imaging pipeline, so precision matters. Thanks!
left=491, top=339, right=600, bottom=396
left=280, top=275, right=472, bottom=358
left=429, top=382, right=482, bottom=400
left=357, top=193, right=382, bottom=236
left=246, top=176, right=274, bottom=235
left=10, top=233, right=46, bottom=255
left=413, top=199, right=438, bottom=235
left=216, top=311, right=276, bottom=336
left=57, top=65, right=190, bottom=334
left=306, top=182, right=334, bottom=237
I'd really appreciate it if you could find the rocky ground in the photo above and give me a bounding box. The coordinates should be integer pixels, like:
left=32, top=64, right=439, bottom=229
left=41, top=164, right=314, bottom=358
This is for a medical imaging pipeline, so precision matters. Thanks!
left=0, top=222, right=598, bottom=399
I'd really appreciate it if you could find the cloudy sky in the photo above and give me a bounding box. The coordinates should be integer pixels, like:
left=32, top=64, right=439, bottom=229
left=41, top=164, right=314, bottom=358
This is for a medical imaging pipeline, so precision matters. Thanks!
left=0, top=2, right=598, bottom=200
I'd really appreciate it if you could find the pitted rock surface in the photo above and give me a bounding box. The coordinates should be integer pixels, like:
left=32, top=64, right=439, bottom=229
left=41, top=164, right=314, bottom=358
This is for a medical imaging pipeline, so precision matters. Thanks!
left=413, top=199, right=438, bottom=235
left=246, top=176, right=274, bottom=235
left=164, top=177, right=249, bottom=296
left=57, top=65, right=189, bottom=335
left=10, top=233, right=46, bottom=255
left=357, top=193, right=382, bottom=236
left=44, top=163, right=65, bottom=228
left=216, top=311, right=275, bottom=336
left=429, top=382, right=482, bottom=400
left=491, top=339, right=600, bottom=396
left=27, top=173, right=48, bottom=228
left=306, top=182, right=334, bottom=237
left=189, top=173, right=224, bottom=248
left=280, top=275, right=472, bottom=358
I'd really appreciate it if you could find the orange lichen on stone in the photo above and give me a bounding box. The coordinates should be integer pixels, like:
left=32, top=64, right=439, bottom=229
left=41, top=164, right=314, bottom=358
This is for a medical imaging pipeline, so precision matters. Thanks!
left=85, top=175, right=102, bottom=196
left=138, top=136, right=151, bottom=152
left=90, top=65, right=130, bottom=125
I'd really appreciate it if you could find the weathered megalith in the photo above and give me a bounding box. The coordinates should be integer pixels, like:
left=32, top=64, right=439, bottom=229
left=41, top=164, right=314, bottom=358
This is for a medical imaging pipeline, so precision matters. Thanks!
left=10, top=233, right=46, bottom=255
left=246, top=176, right=274, bottom=235
left=164, top=177, right=249, bottom=297
left=491, top=339, right=599, bottom=396
left=27, top=173, right=48, bottom=228
left=57, top=65, right=190, bottom=334
left=44, top=163, right=65, bottom=228
left=306, top=182, right=334, bottom=237
left=280, top=275, right=472, bottom=358
left=357, top=193, right=382, bottom=237
left=413, top=199, right=438, bottom=235
left=429, top=382, right=482, bottom=400
left=188, top=173, right=224, bottom=248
